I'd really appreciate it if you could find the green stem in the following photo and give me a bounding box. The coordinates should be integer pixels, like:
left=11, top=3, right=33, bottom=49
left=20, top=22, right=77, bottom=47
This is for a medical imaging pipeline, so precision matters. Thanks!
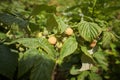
left=51, top=61, right=57, bottom=80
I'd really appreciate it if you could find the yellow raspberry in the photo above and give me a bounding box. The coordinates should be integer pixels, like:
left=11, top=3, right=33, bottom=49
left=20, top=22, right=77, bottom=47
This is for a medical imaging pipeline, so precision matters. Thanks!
left=48, top=36, right=57, bottom=45
left=65, top=27, right=73, bottom=36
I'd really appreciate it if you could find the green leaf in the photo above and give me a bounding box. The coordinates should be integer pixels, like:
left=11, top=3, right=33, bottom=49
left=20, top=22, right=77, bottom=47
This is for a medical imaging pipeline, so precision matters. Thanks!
left=46, top=14, right=58, bottom=32
left=77, top=71, right=89, bottom=80
left=81, top=53, right=94, bottom=64
left=46, top=15, right=68, bottom=34
left=37, top=38, right=57, bottom=58
left=31, top=4, right=56, bottom=16
left=10, top=38, right=40, bottom=48
left=102, top=31, right=117, bottom=48
left=93, top=51, right=108, bottom=70
left=57, top=17, right=68, bottom=34
left=30, top=55, right=55, bottom=80
left=29, top=22, right=40, bottom=32
left=78, top=21, right=102, bottom=42
left=18, top=48, right=41, bottom=78
left=59, top=37, right=78, bottom=62
left=0, top=13, right=27, bottom=28
left=0, top=45, right=18, bottom=79
left=81, top=46, right=94, bottom=63
left=89, top=72, right=102, bottom=80
left=18, top=48, right=55, bottom=80
left=0, top=32, right=7, bottom=41
left=70, top=77, right=76, bottom=80
left=70, top=66, right=80, bottom=75
left=10, top=38, right=56, bottom=59
left=80, top=46, right=95, bottom=72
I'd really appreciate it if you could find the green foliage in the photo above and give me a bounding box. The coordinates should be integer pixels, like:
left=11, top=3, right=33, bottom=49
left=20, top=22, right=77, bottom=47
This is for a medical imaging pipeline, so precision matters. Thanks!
left=0, top=0, right=120, bottom=80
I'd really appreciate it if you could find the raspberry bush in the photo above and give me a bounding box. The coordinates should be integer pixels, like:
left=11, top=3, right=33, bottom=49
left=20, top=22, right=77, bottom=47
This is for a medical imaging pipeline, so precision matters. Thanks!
left=0, top=0, right=120, bottom=80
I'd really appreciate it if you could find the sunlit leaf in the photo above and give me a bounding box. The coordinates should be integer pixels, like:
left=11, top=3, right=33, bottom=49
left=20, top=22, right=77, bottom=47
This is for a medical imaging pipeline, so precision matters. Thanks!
left=10, top=38, right=40, bottom=48
left=78, top=21, right=102, bottom=42
left=56, top=17, right=68, bottom=33
left=59, top=37, right=78, bottom=62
